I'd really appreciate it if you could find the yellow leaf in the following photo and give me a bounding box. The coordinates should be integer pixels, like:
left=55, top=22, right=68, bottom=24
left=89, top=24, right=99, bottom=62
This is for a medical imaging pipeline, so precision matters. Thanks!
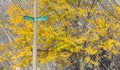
left=85, top=47, right=98, bottom=55
left=84, top=57, right=90, bottom=63
left=90, top=60, right=98, bottom=66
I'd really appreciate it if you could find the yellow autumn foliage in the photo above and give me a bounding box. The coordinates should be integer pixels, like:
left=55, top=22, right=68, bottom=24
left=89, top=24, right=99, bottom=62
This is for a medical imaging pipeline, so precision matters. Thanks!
left=84, top=57, right=90, bottom=63
left=84, top=47, right=98, bottom=55
left=1, top=0, right=120, bottom=69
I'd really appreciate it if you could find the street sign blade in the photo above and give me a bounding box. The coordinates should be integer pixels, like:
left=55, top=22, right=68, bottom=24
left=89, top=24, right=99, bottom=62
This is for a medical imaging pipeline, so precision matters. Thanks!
left=36, top=16, right=47, bottom=21
left=23, top=16, right=34, bottom=21
left=23, top=16, right=47, bottom=21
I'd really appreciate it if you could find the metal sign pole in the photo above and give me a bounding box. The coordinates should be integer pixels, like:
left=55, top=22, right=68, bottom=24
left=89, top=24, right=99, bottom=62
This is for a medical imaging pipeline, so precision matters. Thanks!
left=23, top=0, right=47, bottom=70
left=33, top=0, right=37, bottom=70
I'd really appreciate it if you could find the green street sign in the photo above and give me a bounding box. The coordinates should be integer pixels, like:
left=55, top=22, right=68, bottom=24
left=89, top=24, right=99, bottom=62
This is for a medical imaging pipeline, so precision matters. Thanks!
left=36, top=16, right=47, bottom=21
left=23, top=16, right=47, bottom=21
left=23, top=16, right=34, bottom=21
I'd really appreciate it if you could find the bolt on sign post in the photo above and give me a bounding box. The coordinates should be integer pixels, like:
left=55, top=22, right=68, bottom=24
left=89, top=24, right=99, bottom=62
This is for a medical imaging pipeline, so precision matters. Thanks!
left=23, top=0, right=47, bottom=70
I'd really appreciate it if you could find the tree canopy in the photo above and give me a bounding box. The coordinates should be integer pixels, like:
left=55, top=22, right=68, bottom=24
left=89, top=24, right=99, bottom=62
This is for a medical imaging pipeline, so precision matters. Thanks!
left=0, top=0, right=120, bottom=70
